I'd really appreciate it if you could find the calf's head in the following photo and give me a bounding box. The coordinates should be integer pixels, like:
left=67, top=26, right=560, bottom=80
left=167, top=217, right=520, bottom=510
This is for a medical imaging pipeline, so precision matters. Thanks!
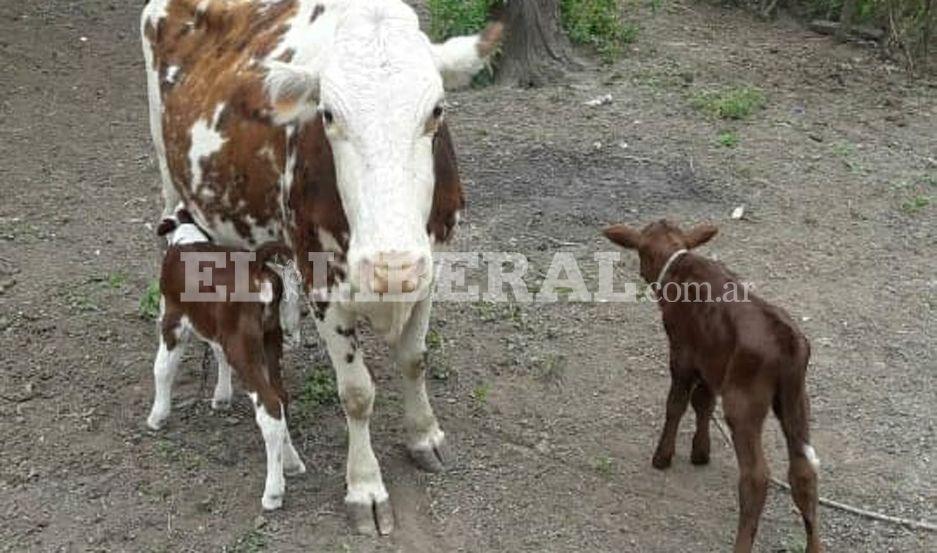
left=265, top=2, right=502, bottom=296
left=603, top=220, right=718, bottom=283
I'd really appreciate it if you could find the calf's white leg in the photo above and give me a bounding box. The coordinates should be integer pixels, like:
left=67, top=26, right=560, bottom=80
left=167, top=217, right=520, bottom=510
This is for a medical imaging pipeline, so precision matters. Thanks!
left=315, top=304, right=394, bottom=535
left=250, top=392, right=287, bottom=510
left=147, top=321, right=190, bottom=430
left=391, top=297, right=448, bottom=472
left=210, top=344, right=234, bottom=410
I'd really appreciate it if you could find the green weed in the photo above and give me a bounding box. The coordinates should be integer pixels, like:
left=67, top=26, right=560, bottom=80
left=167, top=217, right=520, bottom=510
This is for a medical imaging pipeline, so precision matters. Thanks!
left=692, top=86, right=766, bottom=120
left=593, top=455, right=615, bottom=478
left=139, top=280, right=161, bottom=320
left=297, top=363, right=339, bottom=410
left=717, top=131, right=740, bottom=148
left=561, top=0, right=638, bottom=63
left=472, top=383, right=491, bottom=404
left=428, top=0, right=495, bottom=41
left=901, top=195, right=931, bottom=213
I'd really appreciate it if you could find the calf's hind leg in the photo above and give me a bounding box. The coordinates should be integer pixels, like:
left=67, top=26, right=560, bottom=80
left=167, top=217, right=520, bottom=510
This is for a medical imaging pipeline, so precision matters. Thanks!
left=147, top=315, right=190, bottom=430
left=227, top=336, right=288, bottom=511
left=264, top=325, right=305, bottom=476
left=724, top=391, right=770, bottom=553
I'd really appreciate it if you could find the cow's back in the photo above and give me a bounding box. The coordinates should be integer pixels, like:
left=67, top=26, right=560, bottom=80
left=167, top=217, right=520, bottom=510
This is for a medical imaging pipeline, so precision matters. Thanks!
left=142, top=0, right=303, bottom=247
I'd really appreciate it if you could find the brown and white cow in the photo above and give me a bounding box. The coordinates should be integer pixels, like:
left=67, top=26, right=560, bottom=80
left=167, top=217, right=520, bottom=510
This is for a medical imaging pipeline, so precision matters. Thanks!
left=141, top=0, right=501, bottom=534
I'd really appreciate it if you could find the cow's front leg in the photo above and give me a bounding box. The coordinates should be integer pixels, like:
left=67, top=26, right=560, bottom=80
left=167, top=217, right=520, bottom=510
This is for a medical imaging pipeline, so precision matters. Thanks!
left=391, top=297, right=449, bottom=472
left=315, top=303, right=394, bottom=535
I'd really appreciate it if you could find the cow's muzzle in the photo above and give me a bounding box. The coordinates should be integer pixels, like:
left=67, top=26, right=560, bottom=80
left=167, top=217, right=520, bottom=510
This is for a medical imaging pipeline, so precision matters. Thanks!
left=357, top=251, right=429, bottom=295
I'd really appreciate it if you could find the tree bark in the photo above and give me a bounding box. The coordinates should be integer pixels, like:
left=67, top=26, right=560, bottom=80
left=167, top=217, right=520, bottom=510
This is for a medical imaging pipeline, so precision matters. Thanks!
left=836, top=0, right=858, bottom=42
left=496, top=0, right=575, bottom=87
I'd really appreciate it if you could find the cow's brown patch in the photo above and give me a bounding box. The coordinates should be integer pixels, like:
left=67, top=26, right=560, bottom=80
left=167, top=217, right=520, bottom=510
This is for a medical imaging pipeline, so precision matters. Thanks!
left=147, top=0, right=300, bottom=243
left=310, top=4, right=325, bottom=24
left=428, top=122, right=465, bottom=243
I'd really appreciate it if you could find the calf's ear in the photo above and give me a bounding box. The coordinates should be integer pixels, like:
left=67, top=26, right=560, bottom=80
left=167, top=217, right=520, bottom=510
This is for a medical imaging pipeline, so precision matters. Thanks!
left=156, top=218, right=177, bottom=237
left=685, top=223, right=718, bottom=249
left=603, top=224, right=641, bottom=250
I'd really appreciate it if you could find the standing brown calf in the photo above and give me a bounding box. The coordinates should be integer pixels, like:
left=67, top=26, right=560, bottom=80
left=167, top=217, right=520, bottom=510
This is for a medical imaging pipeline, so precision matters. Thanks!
left=147, top=209, right=305, bottom=511
left=603, top=219, right=821, bottom=553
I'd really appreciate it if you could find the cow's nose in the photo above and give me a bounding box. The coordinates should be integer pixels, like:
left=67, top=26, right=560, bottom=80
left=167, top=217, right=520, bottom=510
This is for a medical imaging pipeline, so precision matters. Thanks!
left=362, top=252, right=428, bottom=294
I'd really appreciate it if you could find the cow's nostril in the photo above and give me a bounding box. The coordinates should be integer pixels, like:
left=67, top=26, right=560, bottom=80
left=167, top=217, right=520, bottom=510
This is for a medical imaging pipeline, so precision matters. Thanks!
left=364, top=252, right=428, bottom=294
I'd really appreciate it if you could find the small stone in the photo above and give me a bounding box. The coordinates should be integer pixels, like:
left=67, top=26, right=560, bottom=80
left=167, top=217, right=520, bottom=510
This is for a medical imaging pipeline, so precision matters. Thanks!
left=254, top=515, right=268, bottom=530
left=0, top=316, right=10, bottom=331
left=731, top=206, right=745, bottom=220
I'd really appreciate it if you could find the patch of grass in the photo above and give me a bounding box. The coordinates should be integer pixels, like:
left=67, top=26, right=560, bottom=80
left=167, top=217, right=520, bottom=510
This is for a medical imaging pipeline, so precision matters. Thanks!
left=561, top=0, right=638, bottom=63
left=692, top=86, right=766, bottom=120
left=228, top=528, right=268, bottom=553
left=473, top=301, right=530, bottom=331
left=717, top=130, right=740, bottom=148
left=472, top=383, right=491, bottom=405
left=593, top=454, right=615, bottom=478
left=427, top=0, right=495, bottom=41
left=533, top=353, right=567, bottom=386
left=426, top=328, right=444, bottom=352
left=297, top=363, right=339, bottom=411
left=832, top=141, right=857, bottom=157
left=106, top=272, right=127, bottom=289
left=901, top=195, right=931, bottom=213
left=63, top=289, right=101, bottom=313
left=139, top=280, right=161, bottom=320
left=425, top=327, right=452, bottom=380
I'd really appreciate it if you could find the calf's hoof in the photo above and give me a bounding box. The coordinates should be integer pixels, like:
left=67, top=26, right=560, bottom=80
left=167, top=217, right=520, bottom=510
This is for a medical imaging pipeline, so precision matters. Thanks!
left=409, top=440, right=451, bottom=473
left=211, top=398, right=232, bottom=411
left=146, top=414, right=167, bottom=431
left=651, top=453, right=672, bottom=470
left=347, top=498, right=394, bottom=536
left=690, top=450, right=710, bottom=466
left=262, top=492, right=283, bottom=511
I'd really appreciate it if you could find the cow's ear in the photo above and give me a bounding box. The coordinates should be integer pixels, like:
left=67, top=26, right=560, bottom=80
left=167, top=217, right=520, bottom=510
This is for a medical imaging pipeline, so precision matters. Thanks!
left=431, top=21, right=503, bottom=89
left=264, top=61, right=320, bottom=124
left=685, top=223, right=718, bottom=249
left=427, top=122, right=464, bottom=243
left=603, top=224, right=641, bottom=250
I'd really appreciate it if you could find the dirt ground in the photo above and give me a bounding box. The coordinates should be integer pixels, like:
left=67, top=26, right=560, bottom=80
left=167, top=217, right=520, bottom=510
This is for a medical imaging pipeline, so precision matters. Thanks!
left=1, top=1, right=935, bottom=552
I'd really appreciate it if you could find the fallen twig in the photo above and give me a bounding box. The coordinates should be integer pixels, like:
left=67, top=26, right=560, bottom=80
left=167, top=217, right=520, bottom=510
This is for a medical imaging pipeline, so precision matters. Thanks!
left=712, top=415, right=937, bottom=533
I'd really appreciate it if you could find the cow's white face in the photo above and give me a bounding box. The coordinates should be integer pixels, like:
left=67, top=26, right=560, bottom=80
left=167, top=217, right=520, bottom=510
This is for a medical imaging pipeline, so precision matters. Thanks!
left=320, top=10, right=442, bottom=295
left=266, top=1, right=500, bottom=297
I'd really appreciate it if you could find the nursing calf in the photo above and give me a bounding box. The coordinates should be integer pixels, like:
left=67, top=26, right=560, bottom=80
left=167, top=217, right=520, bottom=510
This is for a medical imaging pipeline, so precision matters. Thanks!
left=604, top=220, right=821, bottom=553
left=147, top=210, right=304, bottom=510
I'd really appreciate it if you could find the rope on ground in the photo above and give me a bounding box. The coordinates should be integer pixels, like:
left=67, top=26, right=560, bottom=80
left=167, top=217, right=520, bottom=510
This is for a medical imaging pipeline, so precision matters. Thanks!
left=711, top=415, right=937, bottom=533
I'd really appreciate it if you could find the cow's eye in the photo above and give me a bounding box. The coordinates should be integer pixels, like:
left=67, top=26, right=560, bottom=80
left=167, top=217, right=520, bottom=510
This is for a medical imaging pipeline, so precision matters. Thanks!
left=432, top=105, right=444, bottom=119
left=322, top=109, right=334, bottom=125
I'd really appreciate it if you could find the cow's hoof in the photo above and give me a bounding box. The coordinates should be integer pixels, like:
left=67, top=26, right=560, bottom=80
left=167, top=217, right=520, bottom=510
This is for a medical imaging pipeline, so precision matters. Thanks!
left=347, top=498, right=394, bottom=536
left=409, top=440, right=450, bottom=473
left=284, top=457, right=306, bottom=476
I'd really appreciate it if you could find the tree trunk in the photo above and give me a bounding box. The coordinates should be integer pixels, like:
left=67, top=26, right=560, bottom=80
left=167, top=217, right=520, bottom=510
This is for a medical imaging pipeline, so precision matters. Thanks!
left=496, top=0, right=574, bottom=87
left=836, top=0, right=857, bottom=42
